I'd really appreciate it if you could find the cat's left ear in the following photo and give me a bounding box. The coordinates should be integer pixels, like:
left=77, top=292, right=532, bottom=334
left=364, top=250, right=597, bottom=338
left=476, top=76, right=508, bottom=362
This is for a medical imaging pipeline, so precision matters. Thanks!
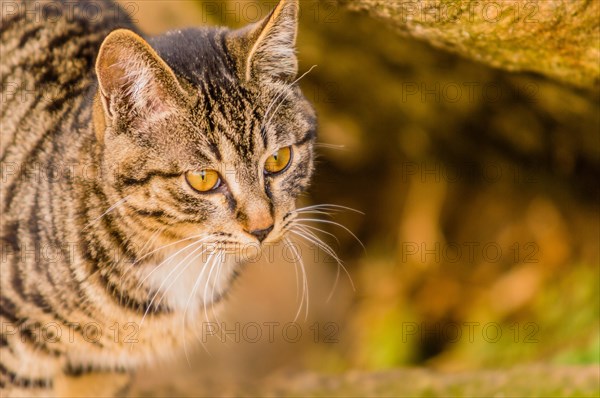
left=94, top=29, right=187, bottom=139
left=230, top=0, right=299, bottom=83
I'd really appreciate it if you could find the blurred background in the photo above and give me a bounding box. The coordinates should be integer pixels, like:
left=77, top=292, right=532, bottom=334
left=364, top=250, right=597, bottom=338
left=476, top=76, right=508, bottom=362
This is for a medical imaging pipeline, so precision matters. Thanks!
left=121, top=0, right=599, bottom=394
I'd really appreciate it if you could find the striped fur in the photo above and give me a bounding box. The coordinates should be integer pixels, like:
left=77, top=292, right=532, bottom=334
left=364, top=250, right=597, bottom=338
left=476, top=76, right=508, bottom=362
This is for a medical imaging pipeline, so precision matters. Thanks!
left=0, top=0, right=316, bottom=396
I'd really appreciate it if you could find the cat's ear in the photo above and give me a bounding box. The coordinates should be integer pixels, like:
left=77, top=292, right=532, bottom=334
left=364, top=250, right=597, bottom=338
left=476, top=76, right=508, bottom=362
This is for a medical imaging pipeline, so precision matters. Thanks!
left=95, top=29, right=185, bottom=125
left=233, top=0, right=299, bottom=83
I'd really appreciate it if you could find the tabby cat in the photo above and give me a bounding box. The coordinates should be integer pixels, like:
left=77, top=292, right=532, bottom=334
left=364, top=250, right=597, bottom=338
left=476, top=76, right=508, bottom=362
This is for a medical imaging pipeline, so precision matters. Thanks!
left=0, top=0, right=317, bottom=396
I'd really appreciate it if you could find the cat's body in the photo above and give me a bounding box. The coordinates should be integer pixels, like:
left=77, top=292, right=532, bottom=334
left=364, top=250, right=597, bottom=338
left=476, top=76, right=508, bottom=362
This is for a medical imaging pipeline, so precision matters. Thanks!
left=1, top=1, right=316, bottom=396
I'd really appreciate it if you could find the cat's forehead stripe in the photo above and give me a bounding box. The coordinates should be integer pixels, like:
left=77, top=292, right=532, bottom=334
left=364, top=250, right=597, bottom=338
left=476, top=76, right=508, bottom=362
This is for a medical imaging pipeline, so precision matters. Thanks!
left=196, top=81, right=264, bottom=158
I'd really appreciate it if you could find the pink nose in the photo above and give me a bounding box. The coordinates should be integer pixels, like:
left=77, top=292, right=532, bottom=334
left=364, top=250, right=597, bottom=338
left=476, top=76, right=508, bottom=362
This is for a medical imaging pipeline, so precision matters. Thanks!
left=247, top=225, right=274, bottom=242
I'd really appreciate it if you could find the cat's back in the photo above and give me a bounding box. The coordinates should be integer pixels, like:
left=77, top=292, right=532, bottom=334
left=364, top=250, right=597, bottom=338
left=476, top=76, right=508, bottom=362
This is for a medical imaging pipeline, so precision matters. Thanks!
left=0, top=0, right=137, bottom=157
left=0, top=0, right=137, bottom=215
left=0, top=0, right=139, bottom=252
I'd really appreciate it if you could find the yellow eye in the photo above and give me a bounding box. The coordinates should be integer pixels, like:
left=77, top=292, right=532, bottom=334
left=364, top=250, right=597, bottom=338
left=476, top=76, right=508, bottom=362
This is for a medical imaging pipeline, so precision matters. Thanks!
left=185, top=170, right=221, bottom=192
left=264, top=146, right=292, bottom=174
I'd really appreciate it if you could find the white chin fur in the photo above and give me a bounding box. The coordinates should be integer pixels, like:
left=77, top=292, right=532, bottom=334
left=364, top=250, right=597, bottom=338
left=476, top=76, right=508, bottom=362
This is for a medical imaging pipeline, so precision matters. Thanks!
left=138, top=247, right=238, bottom=315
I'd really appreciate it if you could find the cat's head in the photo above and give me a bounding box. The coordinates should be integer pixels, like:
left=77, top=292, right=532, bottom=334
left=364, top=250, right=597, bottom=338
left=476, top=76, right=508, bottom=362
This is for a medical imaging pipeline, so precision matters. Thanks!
left=93, top=0, right=315, bottom=262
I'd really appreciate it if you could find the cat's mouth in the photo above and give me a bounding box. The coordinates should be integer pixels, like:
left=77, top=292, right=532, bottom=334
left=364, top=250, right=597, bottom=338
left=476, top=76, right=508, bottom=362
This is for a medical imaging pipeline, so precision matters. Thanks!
left=138, top=224, right=288, bottom=303
left=132, top=214, right=295, bottom=313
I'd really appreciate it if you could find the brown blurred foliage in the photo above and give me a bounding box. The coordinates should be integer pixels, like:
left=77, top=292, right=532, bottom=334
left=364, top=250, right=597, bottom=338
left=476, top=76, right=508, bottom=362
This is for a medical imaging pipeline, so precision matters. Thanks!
left=299, top=0, right=599, bottom=370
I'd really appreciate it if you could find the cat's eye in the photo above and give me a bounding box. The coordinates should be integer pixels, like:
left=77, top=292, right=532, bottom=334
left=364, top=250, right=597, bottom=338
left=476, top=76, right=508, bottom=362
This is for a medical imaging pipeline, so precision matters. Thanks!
left=185, top=170, right=221, bottom=192
left=264, top=146, right=292, bottom=175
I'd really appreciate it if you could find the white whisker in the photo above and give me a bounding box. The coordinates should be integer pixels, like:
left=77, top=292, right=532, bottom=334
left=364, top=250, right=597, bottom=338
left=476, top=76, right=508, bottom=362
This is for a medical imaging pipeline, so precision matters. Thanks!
left=130, top=233, right=208, bottom=266
left=263, top=65, right=318, bottom=129
left=282, top=203, right=363, bottom=301
left=290, top=228, right=345, bottom=302
left=138, top=238, right=212, bottom=328
left=315, top=143, right=347, bottom=151
left=290, top=226, right=356, bottom=301
left=285, top=237, right=309, bottom=322
left=209, top=252, right=226, bottom=324
left=135, top=236, right=212, bottom=290
left=154, top=244, right=211, bottom=309
left=291, top=227, right=343, bottom=268
left=295, top=223, right=340, bottom=245
left=117, top=227, right=165, bottom=302
left=294, top=218, right=366, bottom=251
left=294, top=203, right=364, bottom=215
left=292, top=209, right=334, bottom=217
left=183, top=250, right=217, bottom=365
left=83, top=195, right=131, bottom=230
left=140, top=228, right=166, bottom=256
left=202, top=250, right=222, bottom=326
left=190, top=251, right=219, bottom=345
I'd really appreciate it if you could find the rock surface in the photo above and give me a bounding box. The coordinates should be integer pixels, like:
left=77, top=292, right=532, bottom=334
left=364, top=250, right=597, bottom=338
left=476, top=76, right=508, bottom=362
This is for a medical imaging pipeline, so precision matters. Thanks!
left=131, top=364, right=600, bottom=397
left=336, top=0, right=600, bottom=91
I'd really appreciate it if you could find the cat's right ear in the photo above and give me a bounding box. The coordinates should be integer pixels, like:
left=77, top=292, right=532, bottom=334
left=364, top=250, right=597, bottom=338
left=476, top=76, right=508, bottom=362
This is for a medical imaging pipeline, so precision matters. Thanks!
left=94, top=29, right=186, bottom=141
left=228, top=0, right=299, bottom=83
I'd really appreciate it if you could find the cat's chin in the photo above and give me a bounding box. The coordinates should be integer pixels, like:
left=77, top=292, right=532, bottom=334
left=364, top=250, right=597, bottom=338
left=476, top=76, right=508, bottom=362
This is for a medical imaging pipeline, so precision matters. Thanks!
left=138, top=250, right=241, bottom=313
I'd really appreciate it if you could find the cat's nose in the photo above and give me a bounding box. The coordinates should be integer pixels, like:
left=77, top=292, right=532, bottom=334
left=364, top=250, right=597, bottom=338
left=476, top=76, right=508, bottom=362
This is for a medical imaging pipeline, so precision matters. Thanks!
left=248, top=225, right=274, bottom=243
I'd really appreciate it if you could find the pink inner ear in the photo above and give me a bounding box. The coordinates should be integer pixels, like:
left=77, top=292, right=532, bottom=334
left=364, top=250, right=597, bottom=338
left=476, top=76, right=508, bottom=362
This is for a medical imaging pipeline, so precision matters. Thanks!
left=245, top=0, right=299, bottom=82
left=117, top=60, right=163, bottom=111
left=97, top=30, right=183, bottom=119
left=100, top=57, right=174, bottom=119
